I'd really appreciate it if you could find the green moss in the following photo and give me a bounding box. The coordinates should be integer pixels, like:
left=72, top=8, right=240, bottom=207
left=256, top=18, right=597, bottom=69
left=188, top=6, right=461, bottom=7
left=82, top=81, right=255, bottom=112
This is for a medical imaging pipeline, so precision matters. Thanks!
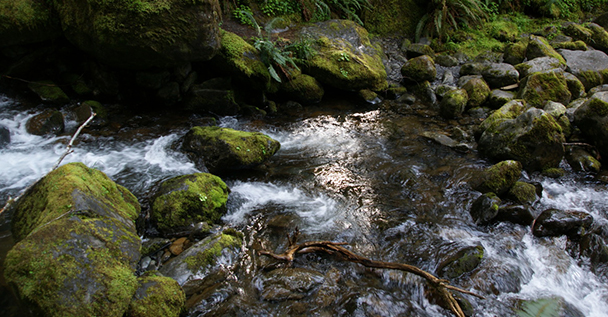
left=480, top=99, right=527, bottom=133
left=0, top=0, right=61, bottom=46
left=440, top=245, right=484, bottom=278
left=183, top=230, right=243, bottom=272
left=280, top=73, right=324, bottom=104
left=27, top=80, right=70, bottom=104
left=518, top=70, right=571, bottom=108
left=151, top=173, right=229, bottom=231
left=462, top=78, right=490, bottom=108
left=542, top=167, right=565, bottom=178
left=127, top=271, right=185, bottom=317
left=577, top=69, right=603, bottom=90
left=585, top=96, right=608, bottom=117
left=362, top=0, right=423, bottom=36
left=82, top=100, right=108, bottom=118
left=552, top=40, right=587, bottom=50
left=508, top=181, right=537, bottom=204
left=11, top=162, right=140, bottom=241
left=477, top=160, right=523, bottom=195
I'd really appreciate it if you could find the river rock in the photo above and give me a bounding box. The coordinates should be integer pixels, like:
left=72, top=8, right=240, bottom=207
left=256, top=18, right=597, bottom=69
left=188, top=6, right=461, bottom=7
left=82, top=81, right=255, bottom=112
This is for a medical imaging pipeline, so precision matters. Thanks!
left=52, top=0, right=221, bottom=69
left=588, top=23, right=608, bottom=53
left=25, top=109, right=64, bottom=136
left=473, top=160, right=523, bottom=195
left=279, top=73, right=325, bottom=104
left=28, top=80, right=70, bottom=104
left=0, top=125, right=10, bottom=148
left=517, top=69, right=572, bottom=108
left=559, top=49, right=608, bottom=90
left=159, top=230, right=243, bottom=294
left=564, top=72, right=586, bottom=100
left=402, top=41, right=435, bottom=59
left=181, top=126, right=281, bottom=174
left=419, top=131, right=471, bottom=153
left=487, top=89, right=516, bottom=109
left=299, top=19, right=388, bottom=91
left=439, top=88, right=467, bottom=119
left=526, top=35, right=566, bottom=65
left=573, top=91, right=608, bottom=160
left=516, top=296, right=585, bottom=317
left=461, top=77, right=490, bottom=108
left=436, top=243, right=484, bottom=279
left=481, top=63, right=520, bottom=89
left=4, top=162, right=142, bottom=317
left=506, top=181, right=538, bottom=205
left=184, top=79, right=240, bottom=116
left=470, top=193, right=501, bottom=225
left=478, top=107, right=565, bottom=172
left=401, top=55, right=436, bottom=84
left=515, top=56, right=565, bottom=79
left=257, top=267, right=326, bottom=301
left=150, top=173, right=229, bottom=235
left=126, top=271, right=186, bottom=317
left=579, top=233, right=608, bottom=276
left=466, top=258, right=526, bottom=295
left=494, top=205, right=535, bottom=225
left=0, top=0, right=62, bottom=47
left=532, top=209, right=593, bottom=238
left=565, top=145, right=601, bottom=173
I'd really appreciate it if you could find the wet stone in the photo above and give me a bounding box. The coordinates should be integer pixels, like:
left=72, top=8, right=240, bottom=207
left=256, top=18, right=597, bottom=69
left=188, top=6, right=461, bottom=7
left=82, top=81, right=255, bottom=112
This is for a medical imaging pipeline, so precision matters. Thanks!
left=25, top=109, right=65, bottom=135
left=470, top=193, right=501, bottom=225
left=533, top=209, right=594, bottom=238
left=495, top=205, right=535, bottom=226
left=0, top=125, right=10, bottom=148
left=257, top=267, right=325, bottom=301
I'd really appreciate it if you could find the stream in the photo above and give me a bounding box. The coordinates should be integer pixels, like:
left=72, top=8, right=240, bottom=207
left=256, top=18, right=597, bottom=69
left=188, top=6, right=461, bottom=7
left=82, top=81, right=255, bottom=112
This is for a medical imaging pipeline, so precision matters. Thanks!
left=1, top=88, right=607, bottom=316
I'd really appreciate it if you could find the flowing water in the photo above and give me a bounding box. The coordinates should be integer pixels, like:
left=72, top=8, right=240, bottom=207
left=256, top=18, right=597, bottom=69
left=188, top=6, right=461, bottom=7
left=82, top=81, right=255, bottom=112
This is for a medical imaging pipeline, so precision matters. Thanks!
left=1, top=90, right=607, bottom=316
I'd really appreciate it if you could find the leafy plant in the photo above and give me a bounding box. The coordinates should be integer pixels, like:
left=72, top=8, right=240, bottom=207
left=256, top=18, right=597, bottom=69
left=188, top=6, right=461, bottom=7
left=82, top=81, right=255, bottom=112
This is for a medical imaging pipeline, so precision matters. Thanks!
left=284, top=37, right=317, bottom=62
left=416, top=0, right=488, bottom=42
left=260, top=0, right=300, bottom=16
left=233, top=5, right=256, bottom=26
left=299, top=0, right=371, bottom=25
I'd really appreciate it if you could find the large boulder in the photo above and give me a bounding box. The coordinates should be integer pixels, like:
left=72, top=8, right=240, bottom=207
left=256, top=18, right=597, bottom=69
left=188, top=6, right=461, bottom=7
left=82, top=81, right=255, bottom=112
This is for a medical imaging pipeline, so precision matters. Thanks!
left=150, top=173, right=229, bottom=235
left=52, top=0, right=221, bottom=69
left=517, top=69, right=572, bottom=108
left=559, top=49, right=608, bottom=90
left=0, top=0, right=62, bottom=47
left=181, top=126, right=281, bottom=174
left=279, top=73, right=325, bottom=104
left=298, top=19, right=388, bottom=91
left=126, top=271, right=186, bottom=317
left=4, top=162, right=143, bottom=317
left=573, top=91, right=608, bottom=159
left=525, top=35, right=566, bottom=65
left=478, top=107, right=565, bottom=171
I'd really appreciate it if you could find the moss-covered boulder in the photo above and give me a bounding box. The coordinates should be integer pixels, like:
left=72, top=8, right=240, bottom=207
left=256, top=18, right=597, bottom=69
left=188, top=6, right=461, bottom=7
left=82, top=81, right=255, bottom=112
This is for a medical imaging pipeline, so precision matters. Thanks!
left=588, top=23, right=608, bottom=53
left=480, top=63, right=520, bottom=89
left=181, top=126, right=281, bottom=174
left=462, top=77, right=490, bottom=108
left=487, top=89, right=516, bottom=109
left=126, top=271, right=186, bottom=317
left=515, top=56, right=565, bottom=79
left=401, top=55, right=436, bottom=84
left=573, top=91, right=608, bottom=160
left=526, top=35, right=566, bottom=65
left=503, top=42, right=527, bottom=65
left=564, top=72, right=586, bottom=99
left=436, top=244, right=484, bottom=279
left=299, top=20, right=388, bottom=91
left=25, top=109, right=64, bottom=136
left=476, top=99, right=527, bottom=137
left=0, top=0, right=62, bottom=47
left=473, top=160, right=523, bottom=196
left=507, top=181, right=538, bottom=205
left=439, top=88, right=468, bottom=119
left=279, top=73, right=325, bottom=104
left=28, top=80, right=70, bottom=104
left=517, top=69, right=572, bottom=108
left=159, top=229, right=243, bottom=292
left=560, top=49, right=608, bottom=90
left=52, top=0, right=221, bottom=69
left=565, top=145, right=602, bottom=173
left=150, top=173, right=229, bottom=235
left=4, top=162, right=142, bottom=317
left=478, top=108, right=565, bottom=171
left=10, top=162, right=140, bottom=241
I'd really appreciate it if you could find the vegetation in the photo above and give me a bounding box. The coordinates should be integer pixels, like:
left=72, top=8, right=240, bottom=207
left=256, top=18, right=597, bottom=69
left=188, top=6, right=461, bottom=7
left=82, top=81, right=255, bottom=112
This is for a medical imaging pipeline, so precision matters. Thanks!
left=416, top=0, right=488, bottom=42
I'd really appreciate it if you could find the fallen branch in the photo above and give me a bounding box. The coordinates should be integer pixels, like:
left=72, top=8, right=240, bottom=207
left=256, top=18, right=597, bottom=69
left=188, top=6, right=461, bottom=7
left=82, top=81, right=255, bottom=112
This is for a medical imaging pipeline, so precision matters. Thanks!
left=0, top=112, right=96, bottom=216
left=259, top=229, right=483, bottom=317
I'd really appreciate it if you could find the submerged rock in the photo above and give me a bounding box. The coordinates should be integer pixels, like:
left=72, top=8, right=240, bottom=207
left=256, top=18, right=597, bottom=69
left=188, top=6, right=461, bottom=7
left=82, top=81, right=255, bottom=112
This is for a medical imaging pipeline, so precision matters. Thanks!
left=0, top=125, right=10, bottom=148
left=150, top=173, right=229, bottom=235
left=532, top=209, right=593, bottom=238
left=257, top=267, right=326, bottom=301
left=436, top=244, right=484, bottom=279
left=515, top=296, right=585, bottom=317
left=181, top=126, right=281, bottom=174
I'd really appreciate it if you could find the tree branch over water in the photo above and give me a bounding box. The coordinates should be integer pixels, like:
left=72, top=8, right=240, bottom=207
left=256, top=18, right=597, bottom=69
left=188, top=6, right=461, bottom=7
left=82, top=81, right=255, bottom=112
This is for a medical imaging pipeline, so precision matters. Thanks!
left=259, top=228, right=483, bottom=317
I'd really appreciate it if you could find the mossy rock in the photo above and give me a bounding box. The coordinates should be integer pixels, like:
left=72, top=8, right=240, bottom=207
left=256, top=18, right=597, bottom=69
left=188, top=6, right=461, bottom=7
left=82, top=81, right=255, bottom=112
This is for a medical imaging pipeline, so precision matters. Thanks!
left=533, top=209, right=593, bottom=238
left=470, top=193, right=501, bottom=225
left=573, top=91, right=608, bottom=159
left=462, top=77, right=490, bottom=108
left=0, top=0, right=62, bottom=47
left=526, top=35, right=566, bottom=65
left=517, top=69, right=571, bottom=108
left=127, top=271, right=185, bottom=317
left=504, top=42, right=527, bottom=65
left=52, top=0, right=221, bottom=69
left=4, top=214, right=140, bottom=317
left=515, top=296, right=586, bottom=317
left=507, top=181, right=538, bottom=205
left=564, top=72, right=586, bottom=99
left=437, top=245, right=484, bottom=279
left=181, top=126, right=281, bottom=174
left=27, top=80, right=70, bottom=104
left=159, top=230, right=243, bottom=287
left=150, top=173, right=229, bottom=234
left=279, top=73, right=325, bottom=104
left=361, top=0, right=423, bottom=36
left=300, top=20, right=388, bottom=91
left=401, top=55, right=436, bottom=84
left=588, top=23, right=608, bottom=53
left=477, top=99, right=527, bottom=136
left=487, top=89, right=516, bottom=109
left=565, top=146, right=601, bottom=173
left=560, top=48, right=608, bottom=91
left=11, top=162, right=140, bottom=241
left=439, top=88, right=468, bottom=119
left=474, top=160, right=522, bottom=196
left=25, top=109, right=65, bottom=136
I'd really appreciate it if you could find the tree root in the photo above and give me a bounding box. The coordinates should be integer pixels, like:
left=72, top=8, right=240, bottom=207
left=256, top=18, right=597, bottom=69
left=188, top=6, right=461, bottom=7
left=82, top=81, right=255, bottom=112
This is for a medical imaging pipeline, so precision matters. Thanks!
left=258, top=228, right=484, bottom=317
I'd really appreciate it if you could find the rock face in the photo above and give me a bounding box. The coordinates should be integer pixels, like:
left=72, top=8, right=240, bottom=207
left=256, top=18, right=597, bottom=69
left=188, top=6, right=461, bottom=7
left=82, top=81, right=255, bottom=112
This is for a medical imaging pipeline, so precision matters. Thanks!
left=150, top=173, right=229, bottom=235
left=4, top=162, right=147, bottom=317
left=478, top=106, right=565, bottom=171
left=181, top=126, right=281, bottom=174
left=299, top=19, right=388, bottom=91
left=573, top=91, right=608, bottom=159
left=52, top=0, right=221, bottom=69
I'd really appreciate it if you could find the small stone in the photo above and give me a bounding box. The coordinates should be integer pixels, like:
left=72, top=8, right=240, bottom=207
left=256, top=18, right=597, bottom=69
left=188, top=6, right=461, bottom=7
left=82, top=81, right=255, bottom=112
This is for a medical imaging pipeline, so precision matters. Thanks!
left=169, top=237, right=189, bottom=256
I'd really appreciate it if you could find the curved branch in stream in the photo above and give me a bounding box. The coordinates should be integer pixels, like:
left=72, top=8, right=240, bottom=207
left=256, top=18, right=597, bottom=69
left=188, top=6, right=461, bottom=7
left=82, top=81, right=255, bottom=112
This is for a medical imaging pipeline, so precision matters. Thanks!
left=258, top=229, right=484, bottom=317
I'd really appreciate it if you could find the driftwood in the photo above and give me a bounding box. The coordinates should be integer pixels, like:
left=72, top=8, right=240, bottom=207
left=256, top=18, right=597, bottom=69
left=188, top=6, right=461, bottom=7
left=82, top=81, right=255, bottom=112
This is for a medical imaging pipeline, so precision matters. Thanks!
left=0, top=112, right=96, bottom=216
left=259, top=229, right=483, bottom=317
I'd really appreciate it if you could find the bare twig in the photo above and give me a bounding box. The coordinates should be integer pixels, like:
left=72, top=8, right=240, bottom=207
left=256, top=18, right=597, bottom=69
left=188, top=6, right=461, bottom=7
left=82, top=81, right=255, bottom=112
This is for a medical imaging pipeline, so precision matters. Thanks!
left=0, top=112, right=96, bottom=216
left=259, top=230, right=484, bottom=317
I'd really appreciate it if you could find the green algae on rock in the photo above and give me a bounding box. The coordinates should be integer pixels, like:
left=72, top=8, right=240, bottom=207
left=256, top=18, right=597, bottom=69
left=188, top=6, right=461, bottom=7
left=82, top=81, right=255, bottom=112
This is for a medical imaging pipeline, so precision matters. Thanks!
left=150, top=173, right=229, bottom=234
left=181, top=126, right=281, bottom=174
left=10, top=162, right=140, bottom=241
